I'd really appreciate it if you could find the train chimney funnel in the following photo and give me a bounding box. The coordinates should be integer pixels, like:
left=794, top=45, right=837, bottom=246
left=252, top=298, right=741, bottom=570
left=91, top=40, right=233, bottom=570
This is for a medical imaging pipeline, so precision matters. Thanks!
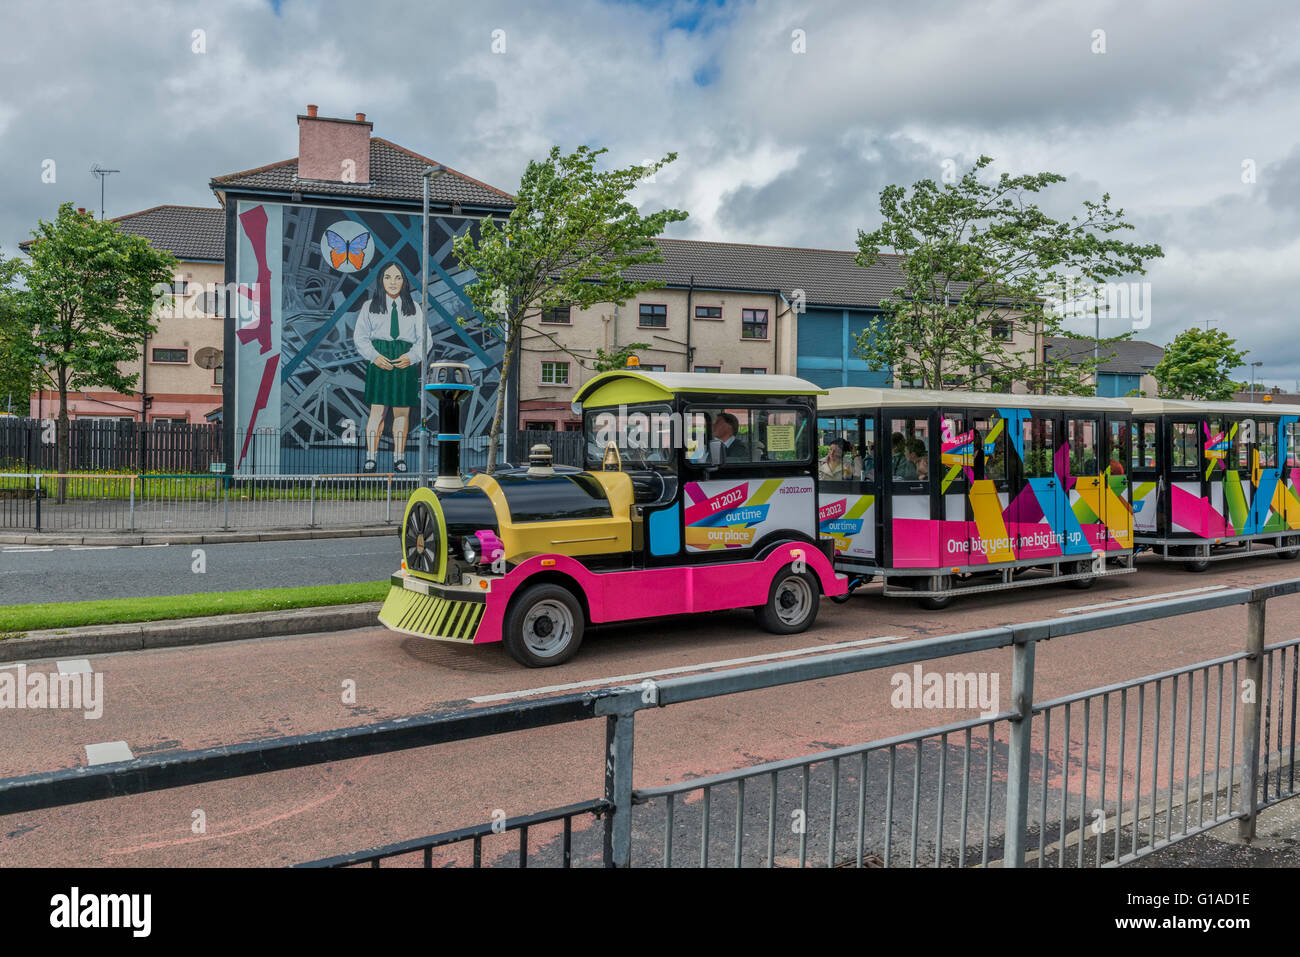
left=427, top=362, right=474, bottom=491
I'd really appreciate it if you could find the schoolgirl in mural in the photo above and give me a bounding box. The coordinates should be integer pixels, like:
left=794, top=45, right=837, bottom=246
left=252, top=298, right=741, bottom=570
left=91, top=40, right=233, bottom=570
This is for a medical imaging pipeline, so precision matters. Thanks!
left=353, top=263, right=423, bottom=472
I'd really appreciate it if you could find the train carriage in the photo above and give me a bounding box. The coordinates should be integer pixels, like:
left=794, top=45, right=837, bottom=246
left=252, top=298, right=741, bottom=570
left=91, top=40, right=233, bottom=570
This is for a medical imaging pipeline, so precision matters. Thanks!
left=1123, top=397, right=1300, bottom=569
left=817, top=387, right=1136, bottom=606
left=378, top=364, right=847, bottom=666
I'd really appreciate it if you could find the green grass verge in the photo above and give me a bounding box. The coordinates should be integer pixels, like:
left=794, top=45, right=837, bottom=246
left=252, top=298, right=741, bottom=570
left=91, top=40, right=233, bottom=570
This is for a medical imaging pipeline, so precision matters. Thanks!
left=0, top=580, right=390, bottom=636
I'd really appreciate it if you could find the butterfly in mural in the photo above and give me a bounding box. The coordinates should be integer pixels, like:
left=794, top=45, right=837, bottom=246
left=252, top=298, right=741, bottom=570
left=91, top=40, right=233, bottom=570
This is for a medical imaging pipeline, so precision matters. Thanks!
left=325, top=229, right=371, bottom=270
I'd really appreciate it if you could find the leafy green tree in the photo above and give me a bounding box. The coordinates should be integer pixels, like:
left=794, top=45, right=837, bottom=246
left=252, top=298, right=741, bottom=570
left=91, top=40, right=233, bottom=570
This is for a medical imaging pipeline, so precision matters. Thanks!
left=853, top=155, right=1163, bottom=393
left=592, top=342, right=651, bottom=372
left=454, top=145, right=688, bottom=471
left=16, top=203, right=177, bottom=480
left=1153, top=328, right=1247, bottom=401
left=0, top=250, right=33, bottom=414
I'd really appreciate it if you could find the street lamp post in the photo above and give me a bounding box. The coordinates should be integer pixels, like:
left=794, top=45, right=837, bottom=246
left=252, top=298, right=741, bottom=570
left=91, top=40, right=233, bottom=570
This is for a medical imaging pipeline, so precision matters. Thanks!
left=1250, top=361, right=1263, bottom=401
left=419, top=164, right=445, bottom=486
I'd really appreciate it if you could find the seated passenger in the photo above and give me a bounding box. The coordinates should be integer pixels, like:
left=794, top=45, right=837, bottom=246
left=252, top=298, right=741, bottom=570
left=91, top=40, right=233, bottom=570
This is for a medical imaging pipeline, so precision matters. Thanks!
left=819, top=438, right=860, bottom=481
left=907, top=438, right=929, bottom=481
left=891, top=433, right=917, bottom=480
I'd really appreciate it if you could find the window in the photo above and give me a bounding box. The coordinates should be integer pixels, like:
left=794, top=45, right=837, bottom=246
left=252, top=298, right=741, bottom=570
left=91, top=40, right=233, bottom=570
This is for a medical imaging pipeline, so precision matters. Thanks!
left=213, top=365, right=223, bottom=387
left=1258, top=420, right=1278, bottom=469
left=694, top=365, right=721, bottom=373
left=974, top=414, right=1007, bottom=482
left=1107, top=421, right=1128, bottom=475
left=741, top=308, right=768, bottom=340
left=889, top=417, right=930, bottom=483
left=1067, top=419, right=1098, bottom=477
left=740, top=367, right=767, bottom=374
left=540, top=361, right=570, bottom=386
left=152, top=348, right=188, bottom=364
left=584, top=403, right=675, bottom=469
left=1171, top=422, right=1199, bottom=469
left=992, top=320, right=1014, bottom=342
left=818, top=416, right=871, bottom=481
left=152, top=416, right=188, bottom=426
left=694, top=305, right=722, bottom=319
left=1204, top=417, right=1231, bottom=475
left=525, top=421, right=556, bottom=431
left=685, top=406, right=812, bottom=467
left=1021, top=417, right=1056, bottom=478
left=540, top=303, right=572, bottom=325
left=756, top=408, right=811, bottom=462
left=639, top=303, right=667, bottom=328
left=1133, top=421, right=1157, bottom=470
left=641, top=363, right=667, bottom=372
left=172, top=278, right=190, bottom=296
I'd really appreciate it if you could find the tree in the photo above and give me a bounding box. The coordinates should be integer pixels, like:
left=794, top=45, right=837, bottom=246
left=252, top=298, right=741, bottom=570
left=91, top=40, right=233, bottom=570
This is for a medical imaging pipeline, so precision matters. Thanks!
left=16, top=203, right=177, bottom=481
left=1153, top=328, right=1247, bottom=401
left=453, top=145, right=688, bottom=471
left=853, top=155, right=1164, bottom=393
left=592, top=342, right=651, bottom=372
left=0, top=250, right=33, bottom=414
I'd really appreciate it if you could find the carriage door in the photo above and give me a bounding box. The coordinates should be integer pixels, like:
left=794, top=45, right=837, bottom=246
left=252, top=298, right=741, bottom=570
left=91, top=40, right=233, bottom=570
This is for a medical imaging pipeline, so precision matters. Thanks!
left=1102, top=416, right=1134, bottom=550
left=1129, top=418, right=1159, bottom=534
left=1248, top=417, right=1282, bottom=534
left=1202, top=415, right=1231, bottom=537
left=817, top=414, right=878, bottom=564
left=938, top=410, right=973, bottom=564
left=1168, top=418, right=1203, bottom=536
left=970, top=410, right=1013, bottom=564
left=1015, top=412, right=1064, bottom=561
left=1064, top=416, right=1102, bottom=558
left=1284, top=418, right=1300, bottom=531
left=1220, top=415, right=1256, bottom=536
left=885, top=411, right=935, bottom=567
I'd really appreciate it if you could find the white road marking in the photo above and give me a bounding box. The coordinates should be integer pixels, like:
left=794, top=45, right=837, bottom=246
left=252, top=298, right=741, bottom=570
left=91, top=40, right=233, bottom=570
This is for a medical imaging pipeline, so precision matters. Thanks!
left=56, top=659, right=93, bottom=675
left=68, top=545, right=117, bottom=551
left=131, top=544, right=169, bottom=549
left=2, top=547, right=53, bottom=553
left=1060, top=585, right=1230, bottom=616
left=85, top=741, right=133, bottom=765
left=470, top=635, right=908, bottom=703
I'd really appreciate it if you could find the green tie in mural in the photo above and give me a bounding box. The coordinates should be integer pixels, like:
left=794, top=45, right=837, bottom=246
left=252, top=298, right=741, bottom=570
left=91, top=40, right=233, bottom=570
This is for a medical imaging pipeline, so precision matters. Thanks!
left=390, top=301, right=400, bottom=339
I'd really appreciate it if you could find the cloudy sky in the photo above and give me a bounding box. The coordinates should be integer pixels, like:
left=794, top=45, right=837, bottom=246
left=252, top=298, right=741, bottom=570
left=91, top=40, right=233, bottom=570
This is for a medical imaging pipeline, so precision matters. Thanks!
left=2, top=0, right=1297, bottom=385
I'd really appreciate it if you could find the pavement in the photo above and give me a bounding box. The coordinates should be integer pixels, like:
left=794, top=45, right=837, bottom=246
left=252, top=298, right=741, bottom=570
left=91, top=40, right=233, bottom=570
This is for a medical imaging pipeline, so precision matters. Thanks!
left=1, top=553, right=1298, bottom=867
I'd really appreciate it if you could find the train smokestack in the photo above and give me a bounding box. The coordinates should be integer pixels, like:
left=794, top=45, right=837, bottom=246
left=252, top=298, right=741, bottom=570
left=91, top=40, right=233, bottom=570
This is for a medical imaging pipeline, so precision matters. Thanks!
left=426, top=362, right=474, bottom=491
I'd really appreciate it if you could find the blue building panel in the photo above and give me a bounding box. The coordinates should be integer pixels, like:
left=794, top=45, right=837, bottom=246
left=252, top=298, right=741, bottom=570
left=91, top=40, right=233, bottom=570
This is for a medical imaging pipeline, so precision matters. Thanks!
left=796, top=307, right=890, bottom=388
left=1096, top=372, right=1140, bottom=397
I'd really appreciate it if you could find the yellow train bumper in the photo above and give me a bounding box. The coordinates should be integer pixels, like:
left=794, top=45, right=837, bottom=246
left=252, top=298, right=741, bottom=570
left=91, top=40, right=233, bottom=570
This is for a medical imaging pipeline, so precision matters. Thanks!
left=378, top=578, right=487, bottom=643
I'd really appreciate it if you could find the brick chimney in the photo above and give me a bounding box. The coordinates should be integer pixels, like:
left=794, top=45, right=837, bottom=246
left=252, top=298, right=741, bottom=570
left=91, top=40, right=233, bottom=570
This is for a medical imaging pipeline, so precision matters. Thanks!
left=297, top=105, right=371, bottom=184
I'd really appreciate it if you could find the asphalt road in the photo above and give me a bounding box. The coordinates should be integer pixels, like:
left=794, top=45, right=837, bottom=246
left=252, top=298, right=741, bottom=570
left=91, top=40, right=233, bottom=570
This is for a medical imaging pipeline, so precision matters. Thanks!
left=2, top=554, right=1299, bottom=867
left=0, top=536, right=400, bottom=604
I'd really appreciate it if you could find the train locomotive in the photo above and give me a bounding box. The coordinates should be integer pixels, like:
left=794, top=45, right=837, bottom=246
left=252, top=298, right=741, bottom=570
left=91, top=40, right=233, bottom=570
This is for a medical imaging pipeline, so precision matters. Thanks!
left=378, top=364, right=848, bottom=666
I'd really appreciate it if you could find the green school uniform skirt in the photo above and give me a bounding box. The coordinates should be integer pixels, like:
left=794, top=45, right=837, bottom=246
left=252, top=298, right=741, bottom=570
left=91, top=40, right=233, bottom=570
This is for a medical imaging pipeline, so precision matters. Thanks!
left=364, top=339, right=420, bottom=409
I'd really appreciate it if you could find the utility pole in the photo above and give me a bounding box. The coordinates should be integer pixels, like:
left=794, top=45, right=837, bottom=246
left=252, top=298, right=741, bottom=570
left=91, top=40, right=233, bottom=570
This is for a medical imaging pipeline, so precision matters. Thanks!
left=418, top=164, right=445, bottom=485
left=90, top=164, right=120, bottom=219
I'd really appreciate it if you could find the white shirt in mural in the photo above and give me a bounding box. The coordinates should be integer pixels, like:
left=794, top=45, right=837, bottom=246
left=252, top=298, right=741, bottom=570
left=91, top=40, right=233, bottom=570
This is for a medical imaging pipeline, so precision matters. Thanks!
left=353, top=295, right=424, bottom=365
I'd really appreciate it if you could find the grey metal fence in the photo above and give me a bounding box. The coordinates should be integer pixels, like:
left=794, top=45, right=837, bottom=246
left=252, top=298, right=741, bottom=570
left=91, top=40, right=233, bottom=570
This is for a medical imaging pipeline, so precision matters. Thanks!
left=1, top=580, right=1296, bottom=867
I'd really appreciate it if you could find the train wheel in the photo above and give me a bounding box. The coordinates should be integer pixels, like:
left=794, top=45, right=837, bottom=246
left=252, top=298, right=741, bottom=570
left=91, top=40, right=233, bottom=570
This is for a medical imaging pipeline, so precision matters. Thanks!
left=756, top=565, right=820, bottom=634
left=1278, top=536, right=1300, bottom=560
left=1184, top=559, right=1209, bottom=572
left=1063, top=559, right=1097, bottom=590
left=503, top=584, right=584, bottom=667
left=917, top=575, right=953, bottom=611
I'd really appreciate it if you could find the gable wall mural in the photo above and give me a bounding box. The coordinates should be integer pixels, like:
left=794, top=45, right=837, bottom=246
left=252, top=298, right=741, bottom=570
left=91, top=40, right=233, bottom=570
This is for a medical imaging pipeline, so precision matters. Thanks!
left=229, top=199, right=502, bottom=474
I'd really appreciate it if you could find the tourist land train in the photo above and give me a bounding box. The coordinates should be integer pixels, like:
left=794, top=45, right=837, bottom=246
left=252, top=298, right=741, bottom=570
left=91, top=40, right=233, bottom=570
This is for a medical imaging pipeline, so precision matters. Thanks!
left=379, top=364, right=1300, bottom=666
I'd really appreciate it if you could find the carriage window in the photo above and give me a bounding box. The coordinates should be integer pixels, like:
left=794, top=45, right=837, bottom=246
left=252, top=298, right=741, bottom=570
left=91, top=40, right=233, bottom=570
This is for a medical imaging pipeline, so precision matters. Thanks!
left=1137, top=421, right=1156, bottom=469
left=1288, top=422, right=1300, bottom=468
left=974, top=414, right=1006, bottom=482
left=1106, top=421, right=1128, bottom=475
left=756, top=408, right=811, bottom=463
left=584, top=403, right=676, bottom=469
left=1068, top=419, right=1098, bottom=477
left=818, top=416, right=869, bottom=481
left=1171, top=423, right=1199, bottom=469
left=940, top=415, right=972, bottom=484
left=889, top=417, right=929, bottom=483
left=1204, top=417, right=1231, bottom=475
left=1258, top=420, right=1278, bottom=469
left=1021, top=417, right=1056, bottom=478
left=1237, top=420, right=1251, bottom=470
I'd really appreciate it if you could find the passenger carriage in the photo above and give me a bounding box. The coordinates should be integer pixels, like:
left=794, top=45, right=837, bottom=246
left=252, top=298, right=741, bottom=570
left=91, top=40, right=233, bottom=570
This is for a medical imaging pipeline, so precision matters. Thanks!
left=1123, top=397, right=1300, bottom=569
left=816, top=388, right=1136, bottom=607
left=378, top=364, right=847, bottom=666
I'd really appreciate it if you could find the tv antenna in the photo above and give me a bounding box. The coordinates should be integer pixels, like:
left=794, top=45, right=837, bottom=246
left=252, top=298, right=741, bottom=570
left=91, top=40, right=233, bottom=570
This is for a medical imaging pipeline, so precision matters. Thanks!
left=90, top=164, right=120, bottom=220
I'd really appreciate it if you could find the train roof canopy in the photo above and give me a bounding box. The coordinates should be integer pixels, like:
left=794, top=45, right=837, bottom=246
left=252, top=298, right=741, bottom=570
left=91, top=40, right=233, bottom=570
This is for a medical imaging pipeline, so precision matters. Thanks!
left=575, top=370, right=826, bottom=407
left=820, top=387, right=1131, bottom=413
left=1123, top=397, right=1300, bottom=416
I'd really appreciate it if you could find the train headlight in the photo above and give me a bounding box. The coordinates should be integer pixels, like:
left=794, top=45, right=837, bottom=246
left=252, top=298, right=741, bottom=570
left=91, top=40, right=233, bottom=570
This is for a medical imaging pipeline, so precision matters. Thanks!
left=462, top=534, right=482, bottom=565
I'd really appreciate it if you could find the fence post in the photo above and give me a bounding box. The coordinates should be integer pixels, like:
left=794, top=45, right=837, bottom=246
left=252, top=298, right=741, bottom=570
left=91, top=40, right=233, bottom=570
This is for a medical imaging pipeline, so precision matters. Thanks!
left=223, top=475, right=230, bottom=529
left=385, top=475, right=393, bottom=524
left=34, top=473, right=41, bottom=533
left=309, top=476, right=317, bottom=528
left=1238, top=596, right=1267, bottom=840
left=1002, top=634, right=1037, bottom=867
left=602, top=702, right=637, bottom=868
left=129, top=475, right=136, bottom=532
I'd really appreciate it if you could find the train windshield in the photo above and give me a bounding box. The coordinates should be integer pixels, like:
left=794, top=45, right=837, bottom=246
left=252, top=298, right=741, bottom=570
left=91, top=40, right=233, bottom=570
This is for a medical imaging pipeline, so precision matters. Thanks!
left=583, top=403, right=685, bottom=470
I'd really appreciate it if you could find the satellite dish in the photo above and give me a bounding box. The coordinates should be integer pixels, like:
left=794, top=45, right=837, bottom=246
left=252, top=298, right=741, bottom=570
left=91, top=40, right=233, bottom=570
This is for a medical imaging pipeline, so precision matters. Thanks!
left=194, top=347, right=223, bottom=370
